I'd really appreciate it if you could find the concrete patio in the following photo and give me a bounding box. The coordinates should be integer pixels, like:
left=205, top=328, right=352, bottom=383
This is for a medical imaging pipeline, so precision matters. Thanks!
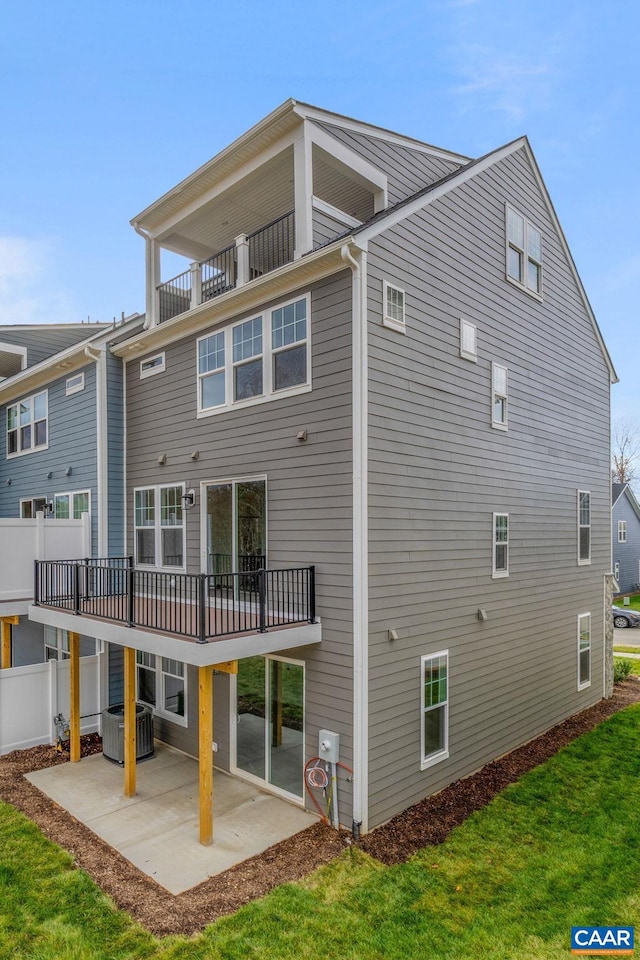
left=26, top=743, right=316, bottom=894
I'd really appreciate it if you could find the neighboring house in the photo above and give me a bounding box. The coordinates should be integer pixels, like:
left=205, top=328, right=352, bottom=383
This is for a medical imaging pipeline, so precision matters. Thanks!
left=612, top=482, right=640, bottom=595
left=28, top=101, right=616, bottom=843
left=0, top=317, right=142, bottom=671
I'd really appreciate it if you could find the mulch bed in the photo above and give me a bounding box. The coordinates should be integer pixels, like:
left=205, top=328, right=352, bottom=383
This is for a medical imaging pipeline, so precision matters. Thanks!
left=1, top=680, right=639, bottom=936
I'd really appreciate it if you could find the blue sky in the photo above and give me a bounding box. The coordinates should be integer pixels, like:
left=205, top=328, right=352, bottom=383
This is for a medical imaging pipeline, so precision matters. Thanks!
left=0, top=0, right=638, bottom=419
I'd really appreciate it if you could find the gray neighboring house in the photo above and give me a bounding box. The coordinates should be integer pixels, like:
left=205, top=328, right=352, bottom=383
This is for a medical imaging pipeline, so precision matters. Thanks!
left=31, top=101, right=617, bottom=838
left=612, top=482, right=640, bottom=595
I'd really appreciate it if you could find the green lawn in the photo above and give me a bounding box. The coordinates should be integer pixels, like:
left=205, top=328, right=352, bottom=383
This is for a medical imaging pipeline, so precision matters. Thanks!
left=615, top=594, right=640, bottom=612
left=2, top=706, right=640, bottom=959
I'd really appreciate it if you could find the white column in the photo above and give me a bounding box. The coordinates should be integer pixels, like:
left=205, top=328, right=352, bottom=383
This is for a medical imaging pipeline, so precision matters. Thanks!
left=293, top=129, right=313, bottom=259
left=146, top=238, right=161, bottom=327
left=235, top=234, right=249, bottom=286
left=190, top=261, right=202, bottom=309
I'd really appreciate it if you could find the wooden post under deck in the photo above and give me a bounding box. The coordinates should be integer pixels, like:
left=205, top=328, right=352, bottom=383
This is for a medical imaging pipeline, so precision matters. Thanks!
left=199, top=665, right=214, bottom=846
left=69, top=631, right=81, bottom=762
left=124, top=646, right=136, bottom=797
left=0, top=617, right=19, bottom=669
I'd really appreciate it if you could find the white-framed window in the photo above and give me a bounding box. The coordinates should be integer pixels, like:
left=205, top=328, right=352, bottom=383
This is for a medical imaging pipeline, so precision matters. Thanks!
left=140, top=353, right=166, bottom=379
left=460, top=318, right=477, bottom=362
left=578, top=490, right=591, bottom=564
left=134, top=484, right=185, bottom=570
left=491, top=363, right=508, bottom=429
left=614, top=561, right=620, bottom=581
left=20, top=496, right=47, bottom=518
left=618, top=520, right=627, bottom=543
left=577, top=613, right=591, bottom=690
left=197, top=294, right=310, bottom=415
left=44, top=626, right=70, bottom=661
left=382, top=280, right=406, bottom=334
left=7, top=390, right=48, bottom=457
left=54, top=490, right=90, bottom=520
left=506, top=205, right=543, bottom=297
left=493, top=512, right=509, bottom=578
left=65, top=372, right=85, bottom=396
left=421, top=651, right=449, bottom=769
left=136, top=651, right=187, bottom=725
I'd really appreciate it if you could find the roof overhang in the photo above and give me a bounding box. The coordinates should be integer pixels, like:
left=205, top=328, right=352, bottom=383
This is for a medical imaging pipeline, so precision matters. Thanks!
left=28, top=604, right=321, bottom=666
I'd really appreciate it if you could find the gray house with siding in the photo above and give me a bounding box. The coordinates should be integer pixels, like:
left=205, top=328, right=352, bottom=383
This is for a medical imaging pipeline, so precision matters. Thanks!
left=612, top=482, right=640, bottom=596
left=30, top=101, right=616, bottom=839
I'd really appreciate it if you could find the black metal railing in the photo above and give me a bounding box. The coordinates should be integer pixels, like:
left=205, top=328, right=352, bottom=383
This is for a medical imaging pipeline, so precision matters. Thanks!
left=201, top=244, right=236, bottom=303
left=248, top=211, right=294, bottom=277
left=34, top=557, right=316, bottom=644
left=158, top=269, right=192, bottom=323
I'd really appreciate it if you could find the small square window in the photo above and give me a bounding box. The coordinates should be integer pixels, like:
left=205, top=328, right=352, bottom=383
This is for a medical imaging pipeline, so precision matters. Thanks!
left=65, top=372, right=85, bottom=395
left=460, top=318, right=477, bottom=362
left=382, top=281, right=406, bottom=333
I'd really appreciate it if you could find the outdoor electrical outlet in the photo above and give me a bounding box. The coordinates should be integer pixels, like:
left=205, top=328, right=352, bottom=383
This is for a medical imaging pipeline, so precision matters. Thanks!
left=318, top=729, right=340, bottom=763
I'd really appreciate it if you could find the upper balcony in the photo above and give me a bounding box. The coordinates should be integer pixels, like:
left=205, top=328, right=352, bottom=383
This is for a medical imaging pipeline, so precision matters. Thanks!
left=131, top=102, right=389, bottom=329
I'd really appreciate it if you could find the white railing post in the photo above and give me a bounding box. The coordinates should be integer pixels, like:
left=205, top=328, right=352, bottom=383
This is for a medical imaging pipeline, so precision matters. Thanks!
left=190, top=261, right=202, bottom=309
left=49, top=658, right=57, bottom=745
left=35, top=511, right=45, bottom=560
left=235, top=234, right=249, bottom=287
left=81, top=512, right=91, bottom=557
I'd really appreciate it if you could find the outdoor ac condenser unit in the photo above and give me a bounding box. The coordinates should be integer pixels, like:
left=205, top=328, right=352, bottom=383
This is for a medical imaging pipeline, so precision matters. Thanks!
left=101, top=703, right=154, bottom=765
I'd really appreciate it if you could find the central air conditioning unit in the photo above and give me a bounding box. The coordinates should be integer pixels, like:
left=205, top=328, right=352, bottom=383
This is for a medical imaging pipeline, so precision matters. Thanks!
left=101, top=703, right=155, bottom=765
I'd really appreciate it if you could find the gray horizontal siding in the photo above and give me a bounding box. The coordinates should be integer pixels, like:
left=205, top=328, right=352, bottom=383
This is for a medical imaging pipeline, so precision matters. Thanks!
left=314, top=122, right=463, bottom=206
left=612, top=493, right=640, bottom=594
left=124, top=272, right=355, bottom=819
left=364, top=144, right=611, bottom=828
left=0, top=325, right=109, bottom=368
left=312, top=207, right=350, bottom=249
left=106, top=351, right=125, bottom=556
left=0, top=364, right=99, bottom=550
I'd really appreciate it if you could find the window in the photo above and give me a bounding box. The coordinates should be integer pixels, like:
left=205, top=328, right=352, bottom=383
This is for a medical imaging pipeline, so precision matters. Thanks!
left=421, top=652, right=449, bottom=769
left=54, top=490, right=90, bottom=519
left=460, top=318, right=477, bottom=362
left=140, top=353, right=165, bottom=379
left=134, top=484, right=185, bottom=569
left=493, top=513, right=509, bottom=578
left=197, top=294, right=310, bottom=414
left=491, top=363, right=508, bottom=429
left=137, top=651, right=186, bottom=724
left=7, top=390, right=48, bottom=457
left=618, top=520, right=627, bottom=543
left=577, top=613, right=591, bottom=690
left=65, top=372, right=85, bottom=395
left=44, top=626, right=70, bottom=661
left=614, top=561, right=620, bottom=581
left=20, top=496, right=47, bottom=518
left=382, top=281, right=406, bottom=333
left=578, top=490, right=591, bottom=564
left=506, top=205, right=542, bottom=297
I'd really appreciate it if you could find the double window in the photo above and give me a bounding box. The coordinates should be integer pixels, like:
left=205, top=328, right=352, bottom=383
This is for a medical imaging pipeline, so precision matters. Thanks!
left=577, top=613, right=591, bottom=690
left=493, top=513, right=509, bottom=578
left=618, top=520, right=627, bottom=543
left=54, top=490, right=90, bottom=519
left=7, top=390, right=48, bottom=457
left=134, top=484, right=185, bottom=569
left=137, top=652, right=186, bottom=724
left=421, top=652, right=449, bottom=769
left=198, top=294, right=310, bottom=414
left=506, top=205, right=542, bottom=297
left=578, top=491, right=591, bottom=564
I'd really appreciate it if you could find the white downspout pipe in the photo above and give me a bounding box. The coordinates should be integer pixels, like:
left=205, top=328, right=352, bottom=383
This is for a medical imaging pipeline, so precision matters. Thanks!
left=341, top=241, right=369, bottom=836
left=132, top=222, right=158, bottom=329
left=85, top=345, right=108, bottom=557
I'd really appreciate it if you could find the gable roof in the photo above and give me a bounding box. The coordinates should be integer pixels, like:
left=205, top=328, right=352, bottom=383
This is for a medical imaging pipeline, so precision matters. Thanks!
left=613, top=482, right=640, bottom=521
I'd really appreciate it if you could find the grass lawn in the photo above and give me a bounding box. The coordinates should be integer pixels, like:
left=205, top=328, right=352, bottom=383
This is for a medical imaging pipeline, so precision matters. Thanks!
left=3, top=706, right=640, bottom=959
left=615, top=594, right=640, bottom=611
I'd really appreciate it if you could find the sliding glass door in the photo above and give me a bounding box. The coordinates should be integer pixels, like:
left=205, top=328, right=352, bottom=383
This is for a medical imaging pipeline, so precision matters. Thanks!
left=235, top=655, right=304, bottom=799
left=204, top=479, right=266, bottom=576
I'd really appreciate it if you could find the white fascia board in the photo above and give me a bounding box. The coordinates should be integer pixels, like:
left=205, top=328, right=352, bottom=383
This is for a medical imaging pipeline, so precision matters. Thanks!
left=110, top=242, right=350, bottom=360
left=27, top=604, right=321, bottom=666
left=312, top=196, right=363, bottom=229
left=519, top=139, right=618, bottom=385
left=0, top=600, right=31, bottom=616
left=307, top=121, right=387, bottom=204
left=622, top=485, right=640, bottom=523
left=293, top=102, right=469, bottom=164
left=611, top=484, right=626, bottom=509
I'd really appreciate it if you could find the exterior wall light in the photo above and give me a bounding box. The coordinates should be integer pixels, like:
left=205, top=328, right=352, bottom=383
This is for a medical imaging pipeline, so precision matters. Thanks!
left=182, top=489, right=196, bottom=510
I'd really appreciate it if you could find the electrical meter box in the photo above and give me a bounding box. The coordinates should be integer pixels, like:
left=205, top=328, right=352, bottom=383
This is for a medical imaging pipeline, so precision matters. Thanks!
left=318, top=729, right=340, bottom=763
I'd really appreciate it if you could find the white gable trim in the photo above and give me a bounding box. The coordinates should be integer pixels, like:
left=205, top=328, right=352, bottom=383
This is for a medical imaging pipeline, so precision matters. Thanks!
left=312, top=195, right=363, bottom=229
left=307, top=120, right=387, bottom=212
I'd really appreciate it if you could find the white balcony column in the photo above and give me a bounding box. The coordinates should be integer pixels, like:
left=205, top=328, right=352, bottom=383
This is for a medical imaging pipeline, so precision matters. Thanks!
left=190, top=261, right=202, bottom=309
left=146, top=237, right=161, bottom=327
left=235, top=234, right=249, bottom=287
left=293, top=128, right=313, bottom=259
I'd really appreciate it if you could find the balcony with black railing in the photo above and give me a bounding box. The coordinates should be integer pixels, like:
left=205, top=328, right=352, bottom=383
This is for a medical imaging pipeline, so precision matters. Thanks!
left=157, top=211, right=295, bottom=325
left=34, top=557, right=315, bottom=645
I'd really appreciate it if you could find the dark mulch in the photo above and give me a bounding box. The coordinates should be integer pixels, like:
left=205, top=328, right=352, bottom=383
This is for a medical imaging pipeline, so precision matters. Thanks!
left=1, top=680, right=639, bottom=936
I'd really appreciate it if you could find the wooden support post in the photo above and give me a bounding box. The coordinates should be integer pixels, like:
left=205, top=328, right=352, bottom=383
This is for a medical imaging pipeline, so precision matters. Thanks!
left=69, top=631, right=81, bottom=762
left=123, top=646, right=136, bottom=797
left=199, top=665, right=213, bottom=846
left=0, top=616, right=19, bottom=670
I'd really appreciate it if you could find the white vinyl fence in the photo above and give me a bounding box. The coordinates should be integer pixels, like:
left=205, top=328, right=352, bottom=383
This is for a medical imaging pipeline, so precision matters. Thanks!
left=0, top=653, right=101, bottom=755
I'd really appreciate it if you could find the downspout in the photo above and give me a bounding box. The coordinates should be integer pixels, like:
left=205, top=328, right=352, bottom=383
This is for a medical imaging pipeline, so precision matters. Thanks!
left=84, top=345, right=108, bottom=557
left=341, top=241, right=369, bottom=837
left=132, top=222, right=157, bottom=329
